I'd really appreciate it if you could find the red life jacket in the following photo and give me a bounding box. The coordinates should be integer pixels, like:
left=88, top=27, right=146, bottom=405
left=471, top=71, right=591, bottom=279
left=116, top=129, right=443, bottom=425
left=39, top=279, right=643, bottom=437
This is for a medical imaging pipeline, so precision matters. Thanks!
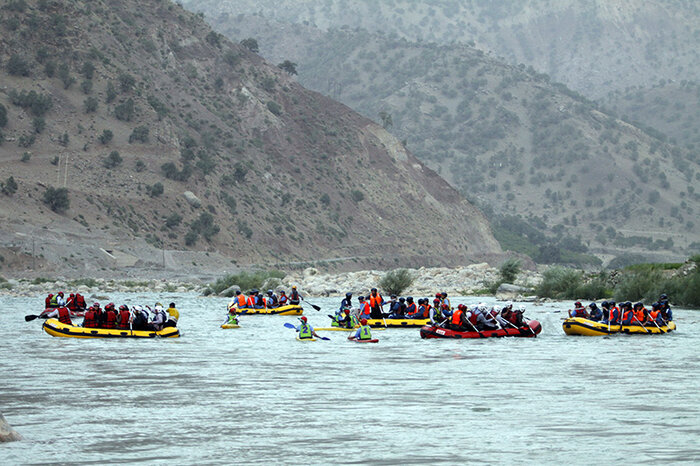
left=468, top=311, right=478, bottom=326
left=358, top=302, right=370, bottom=318
left=75, top=294, right=86, bottom=309
left=57, top=307, right=72, bottom=325
left=117, top=310, right=131, bottom=329
left=246, top=296, right=255, bottom=308
left=279, top=295, right=288, bottom=305
left=45, top=296, right=52, bottom=308
left=236, top=295, right=246, bottom=307
left=104, top=310, right=117, bottom=329
left=418, top=304, right=428, bottom=318
left=451, top=309, right=463, bottom=326
left=84, top=308, right=98, bottom=327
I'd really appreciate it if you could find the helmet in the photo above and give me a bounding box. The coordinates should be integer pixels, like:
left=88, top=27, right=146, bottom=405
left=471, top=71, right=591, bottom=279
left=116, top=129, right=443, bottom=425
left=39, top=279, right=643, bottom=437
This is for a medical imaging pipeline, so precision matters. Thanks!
left=589, top=303, right=597, bottom=309
left=399, top=297, right=405, bottom=302
left=634, top=302, right=643, bottom=309
left=292, top=286, right=297, bottom=289
left=441, top=292, right=447, bottom=297
left=601, top=300, right=609, bottom=308
left=433, top=298, right=440, bottom=305
left=358, top=296, right=365, bottom=301
left=346, top=292, right=352, bottom=298
left=360, top=318, right=368, bottom=325
left=660, top=293, right=668, bottom=300
left=155, top=304, right=163, bottom=311
left=344, top=309, right=350, bottom=314
left=390, top=294, right=397, bottom=299
left=93, top=302, right=100, bottom=307
left=58, top=292, right=64, bottom=296
left=371, top=288, right=377, bottom=292
left=134, top=305, right=143, bottom=311
left=108, top=302, right=115, bottom=308
left=609, top=301, right=616, bottom=306
left=267, top=290, right=273, bottom=295
left=69, top=293, right=75, bottom=297
left=407, top=297, right=413, bottom=302
left=155, top=302, right=163, bottom=307
left=457, top=304, right=466, bottom=310
left=280, top=290, right=286, bottom=294
left=505, top=301, right=513, bottom=309
left=518, top=305, right=526, bottom=312
left=574, top=301, right=582, bottom=307
left=300, top=316, right=307, bottom=323
left=48, top=293, right=53, bottom=297
left=435, top=293, right=441, bottom=298
left=119, top=305, right=128, bottom=311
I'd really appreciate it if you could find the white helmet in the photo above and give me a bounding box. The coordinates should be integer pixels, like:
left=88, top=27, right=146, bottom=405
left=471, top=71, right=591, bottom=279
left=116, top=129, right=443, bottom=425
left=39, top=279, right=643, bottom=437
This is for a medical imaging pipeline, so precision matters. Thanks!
left=518, top=305, right=526, bottom=312
left=478, top=303, right=488, bottom=312
left=133, top=305, right=143, bottom=312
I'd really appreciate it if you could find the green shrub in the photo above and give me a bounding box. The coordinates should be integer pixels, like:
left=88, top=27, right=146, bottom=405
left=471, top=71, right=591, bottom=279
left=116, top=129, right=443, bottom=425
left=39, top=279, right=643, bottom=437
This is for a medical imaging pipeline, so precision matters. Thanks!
left=7, top=54, right=30, bottom=76
left=499, top=258, right=521, bottom=283
left=2, top=176, right=18, bottom=195
left=208, top=270, right=286, bottom=296
left=104, top=151, right=122, bottom=169
left=84, top=97, right=98, bottom=113
left=378, top=269, right=414, bottom=296
left=266, top=101, right=282, bottom=115
left=129, top=126, right=149, bottom=143
left=0, top=104, right=7, bottom=127
left=114, top=98, right=135, bottom=121
left=535, top=266, right=583, bottom=299
left=99, top=129, right=113, bottom=144
left=147, top=182, right=164, bottom=197
left=43, top=186, right=69, bottom=213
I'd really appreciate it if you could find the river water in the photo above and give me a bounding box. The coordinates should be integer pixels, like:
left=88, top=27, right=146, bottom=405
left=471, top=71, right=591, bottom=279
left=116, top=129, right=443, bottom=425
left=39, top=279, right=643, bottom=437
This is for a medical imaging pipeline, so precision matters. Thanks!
left=1, top=294, right=698, bottom=464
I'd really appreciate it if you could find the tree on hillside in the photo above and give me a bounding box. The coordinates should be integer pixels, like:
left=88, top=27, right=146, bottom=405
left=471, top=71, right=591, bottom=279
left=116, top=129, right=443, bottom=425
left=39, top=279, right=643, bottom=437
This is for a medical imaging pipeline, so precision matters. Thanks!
left=0, top=104, right=7, bottom=127
left=378, top=111, right=393, bottom=129
left=240, top=38, right=259, bottom=53
left=278, top=60, right=298, bottom=75
left=43, top=186, right=69, bottom=213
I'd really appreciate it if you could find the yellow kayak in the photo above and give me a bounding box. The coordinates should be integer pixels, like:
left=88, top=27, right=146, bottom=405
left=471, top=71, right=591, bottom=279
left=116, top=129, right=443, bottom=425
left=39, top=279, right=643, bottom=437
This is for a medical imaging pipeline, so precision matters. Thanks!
left=315, top=327, right=386, bottom=332
left=296, top=336, right=317, bottom=342
left=221, top=323, right=240, bottom=329
left=562, top=317, right=676, bottom=336
left=43, top=318, right=180, bottom=339
left=236, top=304, right=303, bottom=315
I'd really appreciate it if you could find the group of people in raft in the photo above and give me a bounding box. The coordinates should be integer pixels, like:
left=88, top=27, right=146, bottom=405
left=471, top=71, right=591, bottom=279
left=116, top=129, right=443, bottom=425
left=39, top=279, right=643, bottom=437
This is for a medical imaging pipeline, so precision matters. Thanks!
left=43, top=292, right=179, bottom=331
left=567, top=294, right=673, bottom=326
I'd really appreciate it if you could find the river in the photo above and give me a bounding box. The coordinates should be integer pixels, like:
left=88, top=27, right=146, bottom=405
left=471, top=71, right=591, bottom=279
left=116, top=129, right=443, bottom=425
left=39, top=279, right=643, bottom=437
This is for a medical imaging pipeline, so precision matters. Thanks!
left=1, top=294, right=698, bottom=464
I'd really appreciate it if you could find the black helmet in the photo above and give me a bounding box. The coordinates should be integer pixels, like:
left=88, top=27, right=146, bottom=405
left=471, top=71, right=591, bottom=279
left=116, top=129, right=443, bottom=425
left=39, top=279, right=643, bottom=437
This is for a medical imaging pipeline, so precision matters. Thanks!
left=589, top=303, right=597, bottom=309
left=601, top=301, right=609, bottom=308
left=634, top=302, right=643, bottom=309
left=358, top=296, right=365, bottom=301
left=346, top=292, right=352, bottom=298
left=660, top=293, right=668, bottom=300
left=371, top=288, right=377, bottom=292
left=407, top=297, right=413, bottom=302
left=399, top=297, right=405, bottom=302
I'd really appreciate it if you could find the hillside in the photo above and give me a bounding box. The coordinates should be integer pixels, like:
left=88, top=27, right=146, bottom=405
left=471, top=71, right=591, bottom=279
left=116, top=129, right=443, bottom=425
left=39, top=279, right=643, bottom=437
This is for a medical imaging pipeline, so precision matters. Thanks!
left=183, top=0, right=700, bottom=99
left=181, top=14, right=700, bottom=265
left=0, top=0, right=501, bottom=280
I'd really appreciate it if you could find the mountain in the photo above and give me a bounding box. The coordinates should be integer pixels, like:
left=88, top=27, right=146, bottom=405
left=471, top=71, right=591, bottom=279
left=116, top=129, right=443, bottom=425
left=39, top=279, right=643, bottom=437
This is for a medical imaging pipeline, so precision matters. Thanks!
left=182, top=0, right=700, bottom=99
left=177, top=10, right=700, bottom=265
left=0, top=0, right=501, bottom=280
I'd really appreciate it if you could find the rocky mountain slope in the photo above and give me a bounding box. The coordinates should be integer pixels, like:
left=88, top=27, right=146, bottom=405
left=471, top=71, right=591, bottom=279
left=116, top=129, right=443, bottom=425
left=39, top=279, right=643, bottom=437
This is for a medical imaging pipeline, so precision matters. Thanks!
left=0, top=0, right=501, bottom=280
left=183, top=0, right=700, bottom=99
left=180, top=13, right=700, bottom=265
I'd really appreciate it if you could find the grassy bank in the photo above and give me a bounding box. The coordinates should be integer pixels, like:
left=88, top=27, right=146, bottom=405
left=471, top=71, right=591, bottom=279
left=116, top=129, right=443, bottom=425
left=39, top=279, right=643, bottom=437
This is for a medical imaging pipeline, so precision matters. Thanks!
left=535, top=256, right=700, bottom=307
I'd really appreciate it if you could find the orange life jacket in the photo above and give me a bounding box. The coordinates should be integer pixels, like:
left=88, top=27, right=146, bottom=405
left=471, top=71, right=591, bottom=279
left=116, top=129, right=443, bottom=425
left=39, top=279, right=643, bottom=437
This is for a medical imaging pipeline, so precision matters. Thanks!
left=369, top=294, right=383, bottom=308
left=418, top=304, right=428, bottom=318
left=358, top=302, right=370, bottom=318
left=406, top=303, right=418, bottom=315
left=451, top=309, right=463, bottom=326
left=236, top=295, right=246, bottom=307
left=246, top=295, right=255, bottom=307
left=57, top=307, right=72, bottom=325
left=635, top=309, right=646, bottom=322
left=650, top=310, right=659, bottom=320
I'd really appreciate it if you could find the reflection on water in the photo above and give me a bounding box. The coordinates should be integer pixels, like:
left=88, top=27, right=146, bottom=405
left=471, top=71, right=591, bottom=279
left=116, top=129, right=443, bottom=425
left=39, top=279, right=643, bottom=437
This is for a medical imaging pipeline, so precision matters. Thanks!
left=1, top=294, right=698, bottom=463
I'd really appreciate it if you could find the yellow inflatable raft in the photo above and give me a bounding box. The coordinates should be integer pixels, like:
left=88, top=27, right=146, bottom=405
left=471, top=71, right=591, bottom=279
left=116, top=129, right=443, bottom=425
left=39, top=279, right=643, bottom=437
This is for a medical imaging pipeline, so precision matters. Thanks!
left=562, top=317, right=676, bottom=336
left=236, top=304, right=303, bottom=315
left=43, top=319, right=180, bottom=338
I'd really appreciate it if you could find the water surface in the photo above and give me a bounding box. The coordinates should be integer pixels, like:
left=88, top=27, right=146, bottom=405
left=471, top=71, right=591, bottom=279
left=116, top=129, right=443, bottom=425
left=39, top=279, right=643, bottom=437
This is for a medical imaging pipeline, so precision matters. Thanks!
left=1, top=294, right=698, bottom=464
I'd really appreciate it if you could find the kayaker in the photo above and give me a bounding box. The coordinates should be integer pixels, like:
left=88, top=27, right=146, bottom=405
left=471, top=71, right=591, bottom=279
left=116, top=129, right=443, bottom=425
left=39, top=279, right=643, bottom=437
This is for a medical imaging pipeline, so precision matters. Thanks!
left=48, top=293, right=59, bottom=308
left=475, top=304, right=498, bottom=330
left=165, top=302, right=179, bottom=327
left=352, top=318, right=373, bottom=341
left=289, top=286, right=302, bottom=305
left=357, top=296, right=371, bottom=320
left=44, top=306, right=72, bottom=325
left=225, top=308, right=239, bottom=326
left=295, top=316, right=320, bottom=340
left=335, top=309, right=355, bottom=329
left=116, top=305, right=131, bottom=329
left=588, top=303, right=603, bottom=321
left=333, top=293, right=353, bottom=326
left=266, top=290, right=279, bottom=308
left=368, top=288, right=384, bottom=319
left=278, top=290, right=288, bottom=306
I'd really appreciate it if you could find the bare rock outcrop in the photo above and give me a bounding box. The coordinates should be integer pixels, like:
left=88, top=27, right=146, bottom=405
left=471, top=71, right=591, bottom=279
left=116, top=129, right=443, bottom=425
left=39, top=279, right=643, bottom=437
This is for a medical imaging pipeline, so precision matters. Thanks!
left=0, top=413, right=22, bottom=442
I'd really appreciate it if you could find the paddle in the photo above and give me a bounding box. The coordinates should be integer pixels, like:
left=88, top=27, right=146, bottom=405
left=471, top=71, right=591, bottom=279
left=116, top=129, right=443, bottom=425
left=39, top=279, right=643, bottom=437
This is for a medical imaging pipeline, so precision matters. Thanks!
left=283, top=322, right=330, bottom=340
left=631, top=314, right=650, bottom=334
left=25, top=314, right=44, bottom=322
left=300, top=296, right=321, bottom=311
left=646, top=314, right=665, bottom=333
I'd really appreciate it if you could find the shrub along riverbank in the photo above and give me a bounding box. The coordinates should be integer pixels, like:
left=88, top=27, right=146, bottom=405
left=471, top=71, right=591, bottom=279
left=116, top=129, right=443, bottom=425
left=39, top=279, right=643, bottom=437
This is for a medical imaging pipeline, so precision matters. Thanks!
left=535, top=256, right=700, bottom=307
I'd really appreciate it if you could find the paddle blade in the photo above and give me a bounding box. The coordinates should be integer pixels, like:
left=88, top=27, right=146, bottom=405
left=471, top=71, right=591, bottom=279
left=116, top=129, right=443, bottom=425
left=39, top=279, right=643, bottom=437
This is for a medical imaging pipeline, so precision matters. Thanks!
left=283, top=322, right=296, bottom=329
left=25, top=314, right=39, bottom=322
left=310, top=303, right=321, bottom=311
left=319, top=336, right=331, bottom=341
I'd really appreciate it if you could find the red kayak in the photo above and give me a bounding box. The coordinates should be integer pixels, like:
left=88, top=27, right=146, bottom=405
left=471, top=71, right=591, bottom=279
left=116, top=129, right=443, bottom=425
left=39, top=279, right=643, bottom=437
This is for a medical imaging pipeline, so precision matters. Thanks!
left=348, top=337, right=379, bottom=343
left=40, top=308, right=86, bottom=318
left=420, top=320, right=542, bottom=339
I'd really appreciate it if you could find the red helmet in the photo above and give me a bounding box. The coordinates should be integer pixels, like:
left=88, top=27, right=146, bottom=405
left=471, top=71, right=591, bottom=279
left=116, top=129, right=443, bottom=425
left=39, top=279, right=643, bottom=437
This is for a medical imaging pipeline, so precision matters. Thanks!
left=119, top=305, right=128, bottom=311
left=344, top=309, right=350, bottom=314
left=300, top=316, right=307, bottom=322
left=360, top=318, right=368, bottom=325
left=93, top=302, right=100, bottom=307
left=58, top=292, right=64, bottom=296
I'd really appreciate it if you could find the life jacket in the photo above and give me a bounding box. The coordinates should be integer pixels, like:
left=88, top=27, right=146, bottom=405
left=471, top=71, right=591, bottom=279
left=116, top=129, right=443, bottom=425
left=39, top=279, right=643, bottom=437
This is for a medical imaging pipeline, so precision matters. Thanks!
left=279, top=294, right=288, bottom=305
left=635, top=308, right=646, bottom=323
left=299, top=323, right=313, bottom=339
left=451, top=309, right=463, bottom=326
left=417, top=304, right=427, bottom=318
left=236, top=295, right=246, bottom=307
left=608, top=307, right=619, bottom=323
left=83, top=308, right=98, bottom=328
left=117, top=309, right=131, bottom=329
left=67, top=296, right=78, bottom=311
left=246, top=295, right=255, bottom=308
left=369, top=294, right=383, bottom=309
left=432, top=305, right=443, bottom=321
left=104, top=310, right=117, bottom=329
left=45, top=296, right=52, bottom=308
left=358, top=325, right=372, bottom=340
left=650, top=310, right=660, bottom=320
left=289, top=290, right=300, bottom=303
left=467, top=311, right=478, bottom=326
left=254, top=295, right=264, bottom=308
left=267, top=295, right=278, bottom=307
left=571, top=307, right=586, bottom=318
left=406, top=303, right=418, bottom=315
left=57, top=307, right=72, bottom=325
left=358, top=302, right=370, bottom=318
left=623, top=309, right=634, bottom=322
left=75, top=294, right=86, bottom=309
left=49, top=295, right=58, bottom=307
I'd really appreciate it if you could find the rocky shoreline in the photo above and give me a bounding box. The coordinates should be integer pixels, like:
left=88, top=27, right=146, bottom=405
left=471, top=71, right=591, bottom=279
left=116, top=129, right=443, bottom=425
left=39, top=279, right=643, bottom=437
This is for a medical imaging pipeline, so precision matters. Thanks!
left=0, top=263, right=543, bottom=301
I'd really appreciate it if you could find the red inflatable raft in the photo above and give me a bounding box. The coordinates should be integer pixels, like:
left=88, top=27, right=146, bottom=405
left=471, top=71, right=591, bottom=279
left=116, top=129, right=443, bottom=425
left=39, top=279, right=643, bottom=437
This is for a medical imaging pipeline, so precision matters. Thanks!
left=420, top=320, right=542, bottom=339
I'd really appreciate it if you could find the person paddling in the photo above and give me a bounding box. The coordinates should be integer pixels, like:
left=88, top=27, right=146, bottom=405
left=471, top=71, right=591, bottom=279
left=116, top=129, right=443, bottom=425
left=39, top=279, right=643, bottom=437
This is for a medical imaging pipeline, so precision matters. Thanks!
left=295, top=316, right=320, bottom=340
left=225, top=307, right=239, bottom=326
left=289, top=286, right=302, bottom=305
left=165, top=302, right=179, bottom=327
left=351, top=318, right=373, bottom=341
left=44, top=306, right=72, bottom=325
